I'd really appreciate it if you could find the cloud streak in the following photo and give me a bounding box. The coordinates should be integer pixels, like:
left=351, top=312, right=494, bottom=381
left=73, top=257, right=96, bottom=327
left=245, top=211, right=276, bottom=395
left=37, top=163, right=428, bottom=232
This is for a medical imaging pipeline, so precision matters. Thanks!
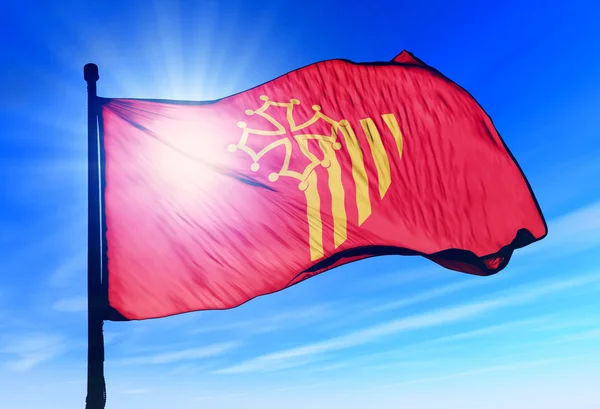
left=191, top=303, right=336, bottom=336
left=52, top=295, right=87, bottom=312
left=379, top=358, right=564, bottom=388
left=1, top=333, right=67, bottom=372
left=110, top=342, right=239, bottom=366
left=48, top=253, right=87, bottom=288
left=519, top=199, right=600, bottom=259
left=367, top=279, right=489, bottom=313
left=422, top=316, right=553, bottom=345
left=214, top=273, right=600, bottom=374
left=301, top=315, right=554, bottom=375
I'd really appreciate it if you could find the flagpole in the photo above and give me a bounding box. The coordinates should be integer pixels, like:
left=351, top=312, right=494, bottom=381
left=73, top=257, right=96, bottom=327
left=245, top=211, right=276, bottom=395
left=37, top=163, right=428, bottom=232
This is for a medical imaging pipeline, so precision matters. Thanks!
left=84, top=63, right=106, bottom=409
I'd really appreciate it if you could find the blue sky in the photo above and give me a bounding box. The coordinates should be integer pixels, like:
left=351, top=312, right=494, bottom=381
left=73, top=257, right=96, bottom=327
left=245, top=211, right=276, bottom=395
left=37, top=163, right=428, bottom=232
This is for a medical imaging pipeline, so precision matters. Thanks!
left=1, top=0, right=600, bottom=408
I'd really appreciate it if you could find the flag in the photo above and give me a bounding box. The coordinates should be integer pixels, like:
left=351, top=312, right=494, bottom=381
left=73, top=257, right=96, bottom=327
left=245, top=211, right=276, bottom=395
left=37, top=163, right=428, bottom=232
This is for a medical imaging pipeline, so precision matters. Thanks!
left=99, top=51, right=547, bottom=321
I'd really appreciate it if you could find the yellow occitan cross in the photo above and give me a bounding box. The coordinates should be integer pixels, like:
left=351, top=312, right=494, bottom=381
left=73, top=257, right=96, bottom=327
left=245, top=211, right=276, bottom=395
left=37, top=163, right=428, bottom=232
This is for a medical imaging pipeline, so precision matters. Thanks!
left=228, top=96, right=404, bottom=262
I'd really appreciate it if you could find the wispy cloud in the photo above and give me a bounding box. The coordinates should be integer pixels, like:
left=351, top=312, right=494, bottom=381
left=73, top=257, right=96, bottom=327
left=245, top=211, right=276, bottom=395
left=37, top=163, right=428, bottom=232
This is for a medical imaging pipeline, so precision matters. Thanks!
left=189, top=381, right=338, bottom=402
left=52, top=295, right=87, bottom=312
left=367, top=279, right=488, bottom=313
left=310, top=362, right=353, bottom=372
left=380, top=358, right=563, bottom=388
left=422, top=316, right=553, bottom=345
left=360, top=265, right=449, bottom=291
left=362, top=359, right=437, bottom=372
left=214, top=273, right=600, bottom=374
left=216, top=352, right=321, bottom=374
left=111, top=342, right=239, bottom=366
left=508, top=328, right=600, bottom=350
left=303, top=316, right=551, bottom=374
left=520, top=199, right=600, bottom=259
left=0, top=333, right=67, bottom=372
left=119, top=388, right=151, bottom=395
left=271, top=381, right=339, bottom=393
left=48, top=253, right=87, bottom=288
left=532, top=316, right=600, bottom=332
left=103, top=332, right=122, bottom=345
left=191, top=392, right=249, bottom=402
left=191, top=303, right=335, bottom=336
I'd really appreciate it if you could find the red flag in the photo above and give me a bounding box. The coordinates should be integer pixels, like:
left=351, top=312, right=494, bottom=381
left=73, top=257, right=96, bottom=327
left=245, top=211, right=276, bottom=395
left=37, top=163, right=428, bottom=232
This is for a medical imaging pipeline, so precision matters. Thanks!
left=99, top=51, right=547, bottom=321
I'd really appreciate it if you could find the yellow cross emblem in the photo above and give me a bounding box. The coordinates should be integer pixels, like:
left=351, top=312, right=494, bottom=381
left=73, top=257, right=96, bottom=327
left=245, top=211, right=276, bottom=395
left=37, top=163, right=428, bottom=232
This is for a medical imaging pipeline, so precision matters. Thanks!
left=228, top=96, right=404, bottom=261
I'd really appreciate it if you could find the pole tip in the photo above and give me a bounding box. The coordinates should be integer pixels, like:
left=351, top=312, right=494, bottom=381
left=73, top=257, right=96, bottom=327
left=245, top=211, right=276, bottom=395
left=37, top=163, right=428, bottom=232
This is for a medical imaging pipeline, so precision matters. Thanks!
left=84, top=64, right=99, bottom=82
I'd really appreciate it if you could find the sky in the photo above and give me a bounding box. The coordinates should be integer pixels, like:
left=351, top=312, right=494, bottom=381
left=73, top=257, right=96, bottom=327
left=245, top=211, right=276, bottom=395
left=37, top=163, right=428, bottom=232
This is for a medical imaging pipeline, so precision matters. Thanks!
left=1, top=0, right=600, bottom=408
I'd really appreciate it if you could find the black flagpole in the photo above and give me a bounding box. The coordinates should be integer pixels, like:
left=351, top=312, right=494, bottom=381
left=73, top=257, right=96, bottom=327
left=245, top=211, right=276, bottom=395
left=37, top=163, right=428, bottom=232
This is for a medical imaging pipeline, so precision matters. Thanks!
left=84, top=63, right=106, bottom=409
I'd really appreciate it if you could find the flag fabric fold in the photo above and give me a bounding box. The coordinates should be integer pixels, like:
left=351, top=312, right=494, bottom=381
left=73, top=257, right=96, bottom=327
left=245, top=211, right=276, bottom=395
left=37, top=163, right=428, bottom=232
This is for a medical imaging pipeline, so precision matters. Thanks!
left=99, top=50, right=547, bottom=321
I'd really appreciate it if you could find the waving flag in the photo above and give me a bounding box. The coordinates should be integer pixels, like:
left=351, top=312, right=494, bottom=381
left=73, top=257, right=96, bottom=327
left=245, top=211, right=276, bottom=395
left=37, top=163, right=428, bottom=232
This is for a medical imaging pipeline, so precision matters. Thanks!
left=98, top=51, right=547, bottom=321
